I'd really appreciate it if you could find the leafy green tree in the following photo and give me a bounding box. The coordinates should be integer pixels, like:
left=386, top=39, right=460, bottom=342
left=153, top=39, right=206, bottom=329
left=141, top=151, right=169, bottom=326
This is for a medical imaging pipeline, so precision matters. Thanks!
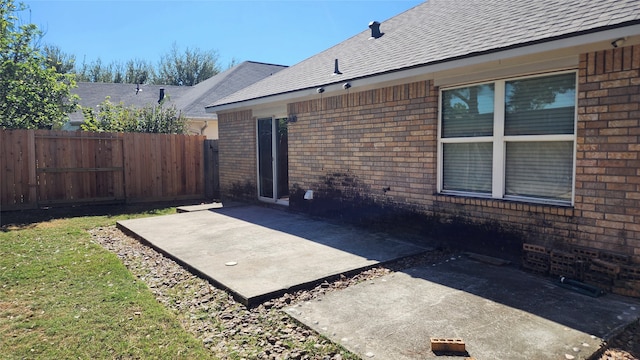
left=76, top=57, right=114, bottom=83
left=42, top=44, right=76, bottom=74
left=0, top=0, right=78, bottom=129
left=156, top=42, right=221, bottom=86
left=124, top=59, right=155, bottom=84
left=80, top=97, right=139, bottom=132
left=69, top=44, right=226, bottom=86
left=75, top=57, right=156, bottom=84
left=137, top=103, right=186, bottom=134
left=112, top=61, right=125, bottom=83
left=81, top=97, right=187, bottom=134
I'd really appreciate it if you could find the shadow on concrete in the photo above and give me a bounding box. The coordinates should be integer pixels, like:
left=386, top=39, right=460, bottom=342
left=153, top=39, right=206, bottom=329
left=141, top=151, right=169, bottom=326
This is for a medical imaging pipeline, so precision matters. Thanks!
left=208, top=205, right=640, bottom=359
left=117, top=204, right=428, bottom=306
left=212, top=206, right=637, bottom=328
left=209, top=204, right=427, bottom=260
left=117, top=203, right=640, bottom=359
left=409, top=257, right=638, bottom=339
left=0, top=201, right=198, bottom=229
left=222, top=205, right=640, bottom=333
left=287, top=257, right=640, bottom=360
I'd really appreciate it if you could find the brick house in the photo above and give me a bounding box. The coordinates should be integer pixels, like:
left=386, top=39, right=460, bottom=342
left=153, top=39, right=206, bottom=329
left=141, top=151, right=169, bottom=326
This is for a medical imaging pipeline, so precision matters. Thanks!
left=207, top=1, right=640, bottom=291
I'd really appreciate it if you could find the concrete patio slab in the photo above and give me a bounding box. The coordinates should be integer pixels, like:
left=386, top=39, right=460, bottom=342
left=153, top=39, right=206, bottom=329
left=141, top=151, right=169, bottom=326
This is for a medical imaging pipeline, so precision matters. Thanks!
left=285, top=256, right=640, bottom=360
left=116, top=205, right=429, bottom=306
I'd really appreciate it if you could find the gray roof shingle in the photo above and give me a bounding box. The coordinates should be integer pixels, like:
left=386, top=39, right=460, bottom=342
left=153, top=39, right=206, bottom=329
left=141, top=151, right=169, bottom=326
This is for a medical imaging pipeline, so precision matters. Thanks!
left=208, top=0, right=640, bottom=109
left=173, top=61, right=286, bottom=119
left=69, top=61, right=287, bottom=123
left=69, top=83, right=189, bottom=122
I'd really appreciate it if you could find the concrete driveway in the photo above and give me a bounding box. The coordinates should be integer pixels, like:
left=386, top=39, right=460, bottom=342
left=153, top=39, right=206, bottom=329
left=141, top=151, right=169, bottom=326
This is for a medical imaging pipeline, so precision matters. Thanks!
left=117, top=203, right=640, bottom=360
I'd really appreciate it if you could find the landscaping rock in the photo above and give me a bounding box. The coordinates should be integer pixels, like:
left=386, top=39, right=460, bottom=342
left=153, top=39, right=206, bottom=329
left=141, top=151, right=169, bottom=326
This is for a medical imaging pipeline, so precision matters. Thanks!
left=89, top=226, right=640, bottom=360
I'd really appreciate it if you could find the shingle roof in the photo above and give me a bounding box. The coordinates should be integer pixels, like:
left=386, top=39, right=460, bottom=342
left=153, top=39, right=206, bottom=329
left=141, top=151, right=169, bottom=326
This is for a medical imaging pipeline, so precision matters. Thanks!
left=69, top=61, right=287, bottom=123
left=173, top=61, right=286, bottom=119
left=208, top=0, right=640, bottom=109
left=69, top=82, right=189, bottom=123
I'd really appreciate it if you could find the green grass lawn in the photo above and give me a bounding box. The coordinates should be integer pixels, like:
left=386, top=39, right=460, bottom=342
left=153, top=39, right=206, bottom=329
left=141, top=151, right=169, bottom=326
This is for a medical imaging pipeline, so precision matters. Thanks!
left=0, top=206, right=216, bottom=359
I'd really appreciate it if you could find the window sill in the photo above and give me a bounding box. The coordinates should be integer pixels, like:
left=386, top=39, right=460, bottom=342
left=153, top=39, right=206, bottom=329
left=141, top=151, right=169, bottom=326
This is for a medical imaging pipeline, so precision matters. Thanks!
left=503, top=195, right=572, bottom=207
left=435, top=191, right=574, bottom=209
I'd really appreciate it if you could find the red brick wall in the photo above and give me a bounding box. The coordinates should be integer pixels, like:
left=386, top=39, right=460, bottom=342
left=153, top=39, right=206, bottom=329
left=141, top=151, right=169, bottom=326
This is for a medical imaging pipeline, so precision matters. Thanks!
left=427, top=46, right=640, bottom=261
left=286, top=80, right=580, bottom=250
left=218, top=46, right=640, bottom=262
left=217, top=110, right=257, bottom=200
left=575, top=45, right=640, bottom=258
left=287, top=81, right=438, bottom=210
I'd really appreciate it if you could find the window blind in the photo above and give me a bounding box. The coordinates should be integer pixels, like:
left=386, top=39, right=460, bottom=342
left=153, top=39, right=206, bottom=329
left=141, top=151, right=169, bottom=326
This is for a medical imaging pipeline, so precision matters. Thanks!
left=505, top=141, right=573, bottom=201
left=443, top=142, right=493, bottom=193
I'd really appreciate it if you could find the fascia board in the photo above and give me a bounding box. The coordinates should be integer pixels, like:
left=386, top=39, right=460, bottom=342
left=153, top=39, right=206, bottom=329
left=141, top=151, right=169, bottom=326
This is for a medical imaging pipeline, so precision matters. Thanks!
left=206, top=24, right=640, bottom=114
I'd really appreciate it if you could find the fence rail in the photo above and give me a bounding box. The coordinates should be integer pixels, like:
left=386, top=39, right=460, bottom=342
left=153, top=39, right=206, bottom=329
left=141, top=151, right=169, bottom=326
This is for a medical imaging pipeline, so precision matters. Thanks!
left=1, top=129, right=216, bottom=211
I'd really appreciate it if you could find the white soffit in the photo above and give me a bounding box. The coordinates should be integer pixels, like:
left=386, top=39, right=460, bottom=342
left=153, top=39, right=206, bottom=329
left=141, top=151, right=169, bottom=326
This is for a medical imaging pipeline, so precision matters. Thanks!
left=432, top=55, right=579, bottom=87
left=253, top=105, right=288, bottom=119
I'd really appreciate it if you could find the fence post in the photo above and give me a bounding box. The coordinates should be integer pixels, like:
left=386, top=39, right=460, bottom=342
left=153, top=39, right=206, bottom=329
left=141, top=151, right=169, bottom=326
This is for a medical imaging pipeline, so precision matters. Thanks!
left=204, top=139, right=219, bottom=200
left=27, top=130, right=37, bottom=207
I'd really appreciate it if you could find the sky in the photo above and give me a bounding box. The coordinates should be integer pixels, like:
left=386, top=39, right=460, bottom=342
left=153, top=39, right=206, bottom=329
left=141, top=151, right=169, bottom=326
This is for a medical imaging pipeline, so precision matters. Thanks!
left=20, top=0, right=424, bottom=69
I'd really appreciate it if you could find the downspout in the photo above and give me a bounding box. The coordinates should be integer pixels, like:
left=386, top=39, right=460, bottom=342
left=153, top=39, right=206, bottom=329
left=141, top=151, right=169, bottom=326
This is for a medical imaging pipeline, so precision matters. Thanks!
left=200, top=121, right=208, bottom=135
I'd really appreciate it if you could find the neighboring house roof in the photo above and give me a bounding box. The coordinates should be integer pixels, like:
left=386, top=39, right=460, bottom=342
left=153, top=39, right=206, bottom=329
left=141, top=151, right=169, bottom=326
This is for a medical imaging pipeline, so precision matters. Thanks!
left=173, top=61, right=287, bottom=120
left=69, top=83, right=188, bottom=123
left=69, top=61, right=287, bottom=124
left=207, top=0, right=640, bottom=110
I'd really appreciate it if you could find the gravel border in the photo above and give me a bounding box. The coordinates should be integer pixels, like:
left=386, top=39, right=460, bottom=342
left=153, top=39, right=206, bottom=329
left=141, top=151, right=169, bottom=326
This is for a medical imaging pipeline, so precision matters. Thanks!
left=89, top=225, right=639, bottom=360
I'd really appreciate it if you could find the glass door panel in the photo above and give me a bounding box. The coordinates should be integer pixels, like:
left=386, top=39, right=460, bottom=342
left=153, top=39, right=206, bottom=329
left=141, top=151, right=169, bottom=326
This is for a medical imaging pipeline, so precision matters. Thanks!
left=257, top=118, right=273, bottom=198
left=257, top=117, right=289, bottom=203
left=276, top=118, right=289, bottom=200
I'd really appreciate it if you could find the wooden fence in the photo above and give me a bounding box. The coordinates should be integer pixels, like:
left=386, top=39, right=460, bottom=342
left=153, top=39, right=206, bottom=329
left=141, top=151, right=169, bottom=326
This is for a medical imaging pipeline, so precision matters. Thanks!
left=1, top=129, right=217, bottom=211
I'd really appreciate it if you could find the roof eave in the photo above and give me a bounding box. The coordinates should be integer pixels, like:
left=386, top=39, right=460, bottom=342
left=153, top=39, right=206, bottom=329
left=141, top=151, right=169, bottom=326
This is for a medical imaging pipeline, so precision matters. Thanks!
left=185, top=115, right=218, bottom=121
left=206, top=22, right=640, bottom=114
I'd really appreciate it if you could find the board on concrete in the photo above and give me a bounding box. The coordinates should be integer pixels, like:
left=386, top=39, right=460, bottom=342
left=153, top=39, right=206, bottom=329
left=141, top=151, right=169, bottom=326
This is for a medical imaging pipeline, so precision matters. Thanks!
left=117, top=205, right=428, bottom=306
left=176, top=202, right=223, bottom=213
left=286, top=256, right=640, bottom=360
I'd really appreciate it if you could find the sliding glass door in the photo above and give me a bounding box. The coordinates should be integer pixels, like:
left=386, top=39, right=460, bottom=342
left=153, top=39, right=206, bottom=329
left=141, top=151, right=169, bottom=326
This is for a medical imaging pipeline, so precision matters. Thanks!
left=257, top=117, right=288, bottom=203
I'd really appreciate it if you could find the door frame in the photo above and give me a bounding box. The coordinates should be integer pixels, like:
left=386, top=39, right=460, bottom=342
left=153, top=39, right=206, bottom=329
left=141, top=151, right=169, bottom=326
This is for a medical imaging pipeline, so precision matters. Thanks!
left=256, top=116, right=289, bottom=205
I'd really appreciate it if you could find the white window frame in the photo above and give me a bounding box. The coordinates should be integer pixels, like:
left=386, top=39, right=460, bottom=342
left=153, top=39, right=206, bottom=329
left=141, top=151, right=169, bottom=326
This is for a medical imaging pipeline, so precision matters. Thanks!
left=437, top=70, right=578, bottom=206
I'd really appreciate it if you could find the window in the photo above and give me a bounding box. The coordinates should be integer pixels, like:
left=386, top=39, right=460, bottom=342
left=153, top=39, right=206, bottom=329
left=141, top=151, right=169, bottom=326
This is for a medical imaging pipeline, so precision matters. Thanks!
left=439, top=72, right=576, bottom=205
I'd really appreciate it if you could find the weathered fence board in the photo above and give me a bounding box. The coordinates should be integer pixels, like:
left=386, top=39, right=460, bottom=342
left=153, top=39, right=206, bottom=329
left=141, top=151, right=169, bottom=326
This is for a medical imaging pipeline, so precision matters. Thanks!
left=120, top=132, right=205, bottom=203
left=1, top=129, right=216, bottom=211
left=1, top=130, right=37, bottom=210
left=33, top=130, right=125, bottom=206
